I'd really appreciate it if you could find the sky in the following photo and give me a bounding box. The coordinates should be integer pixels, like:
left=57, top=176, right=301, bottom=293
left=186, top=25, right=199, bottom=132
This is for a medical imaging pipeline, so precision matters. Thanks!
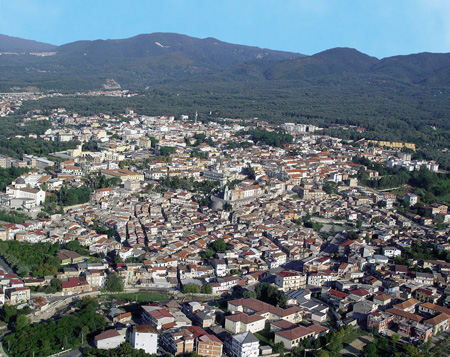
left=0, top=0, right=450, bottom=59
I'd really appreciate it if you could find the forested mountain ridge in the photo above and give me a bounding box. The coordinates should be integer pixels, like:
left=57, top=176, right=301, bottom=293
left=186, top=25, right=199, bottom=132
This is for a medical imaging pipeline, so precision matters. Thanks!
left=0, top=34, right=56, bottom=52
left=0, top=32, right=305, bottom=91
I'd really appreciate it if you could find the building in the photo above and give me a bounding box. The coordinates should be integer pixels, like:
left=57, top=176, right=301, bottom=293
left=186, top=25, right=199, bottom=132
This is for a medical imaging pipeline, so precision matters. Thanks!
left=274, top=326, right=315, bottom=350
left=94, top=329, right=125, bottom=350
left=6, top=287, right=30, bottom=304
left=228, top=298, right=302, bottom=323
left=404, top=194, right=418, bottom=206
left=196, top=334, right=223, bottom=357
left=275, top=271, right=306, bottom=291
left=225, top=313, right=266, bottom=334
left=128, top=325, right=158, bottom=354
left=101, top=169, right=144, bottom=182
left=162, top=328, right=194, bottom=355
left=61, top=277, right=90, bottom=296
left=228, top=332, right=259, bottom=357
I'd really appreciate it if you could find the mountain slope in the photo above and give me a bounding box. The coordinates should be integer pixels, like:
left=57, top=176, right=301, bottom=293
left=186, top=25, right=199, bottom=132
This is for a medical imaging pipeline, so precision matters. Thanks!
left=0, top=34, right=56, bottom=52
left=0, top=33, right=305, bottom=91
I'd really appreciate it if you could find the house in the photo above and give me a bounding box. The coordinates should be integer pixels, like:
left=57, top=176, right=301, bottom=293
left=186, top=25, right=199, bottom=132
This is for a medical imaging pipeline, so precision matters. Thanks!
left=195, top=333, right=223, bottom=357
left=57, top=250, right=83, bottom=265
left=414, top=288, right=440, bottom=304
left=373, top=294, right=392, bottom=309
left=61, top=277, right=89, bottom=296
left=228, top=331, right=259, bottom=357
left=275, top=271, right=306, bottom=291
left=382, top=246, right=401, bottom=258
left=228, top=298, right=302, bottom=323
left=142, top=307, right=175, bottom=330
left=94, top=329, right=125, bottom=350
left=6, top=287, right=30, bottom=304
left=394, top=298, right=420, bottom=313
left=161, top=328, right=194, bottom=355
left=225, top=313, right=266, bottom=334
left=367, top=311, right=394, bottom=332
left=274, top=326, right=315, bottom=350
left=418, top=302, right=450, bottom=317
left=128, top=325, right=158, bottom=355
left=423, top=313, right=450, bottom=335
left=273, top=324, right=328, bottom=350
left=211, top=259, right=227, bottom=277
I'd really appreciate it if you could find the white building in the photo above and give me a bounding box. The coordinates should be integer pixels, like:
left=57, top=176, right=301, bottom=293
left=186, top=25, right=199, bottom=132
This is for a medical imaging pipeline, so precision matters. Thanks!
left=128, top=325, right=158, bottom=354
left=382, top=246, right=401, bottom=258
left=94, top=329, right=125, bottom=349
left=229, top=332, right=259, bottom=357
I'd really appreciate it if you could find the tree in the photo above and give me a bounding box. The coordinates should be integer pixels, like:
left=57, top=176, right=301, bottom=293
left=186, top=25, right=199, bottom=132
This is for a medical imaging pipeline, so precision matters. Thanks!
left=327, top=333, right=343, bottom=353
left=363, top=343, right=377, bottom=357
left=391, top=333, right=400, bottom=342
left=243, top=291, right=256, bottom=298
left=183, top=284, right=200, bottom=294
left=14, top=314, right=30, bottom=332
left=201, top=284, right=212, bottom=294
left=356, top=219, right=363, bottom=230
left=160, top=146, right=175, bottom=156
left=314, top=350, right=329, bottom=357
left=273, top=342, right=284, bottom=353
left=211, top=239, right=228, bottom=252
left=104, top=273, right=124, bottom=292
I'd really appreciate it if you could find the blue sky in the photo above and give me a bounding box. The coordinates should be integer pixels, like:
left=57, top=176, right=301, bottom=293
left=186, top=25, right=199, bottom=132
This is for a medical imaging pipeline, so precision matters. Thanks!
left=0, top=0, right=449, bottom=58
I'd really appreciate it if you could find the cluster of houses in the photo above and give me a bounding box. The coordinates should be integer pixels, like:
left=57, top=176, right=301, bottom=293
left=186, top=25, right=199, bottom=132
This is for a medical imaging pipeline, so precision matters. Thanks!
left=0, top=97, right=450, bottom=354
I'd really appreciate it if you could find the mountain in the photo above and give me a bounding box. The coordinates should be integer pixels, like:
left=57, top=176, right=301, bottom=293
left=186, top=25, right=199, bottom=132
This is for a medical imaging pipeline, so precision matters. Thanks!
left=0, top=34, right=56, bottom=52
left=0, top=33, right=305, bottom=91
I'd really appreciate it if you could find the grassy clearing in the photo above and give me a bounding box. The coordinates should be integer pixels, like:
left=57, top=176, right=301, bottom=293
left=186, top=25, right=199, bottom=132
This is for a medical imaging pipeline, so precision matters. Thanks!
left=101, top=291, right=170, bottom=303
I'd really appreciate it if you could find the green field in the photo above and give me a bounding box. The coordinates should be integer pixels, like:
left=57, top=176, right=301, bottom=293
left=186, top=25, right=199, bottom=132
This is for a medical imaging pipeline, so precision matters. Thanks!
left=101, top=291, right=170, bottom=303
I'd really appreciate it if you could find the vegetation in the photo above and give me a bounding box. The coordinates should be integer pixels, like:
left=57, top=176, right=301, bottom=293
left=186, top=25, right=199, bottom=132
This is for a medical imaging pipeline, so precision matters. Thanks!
left=0, top=209, right=31, bottom=224
left=199, top=238, right=230, bottom=259
left=92, top=221, right=116, bottom=238
left=159, top=175, right=220, bottom=194
left=0, top=304, right=32, bottom=325
left=3, top=296, right=107, bottom=357
left=0, top=240, right=61, bottom=277
left=354, top=157, right=450, bottom=204
left=104, top=273, right=124, bottom=292
left=0, top=167, right=30, bottom=191
left=201, top=284, right=212, bottom=294
left=254, top=283, right=287, bottom=308
left=100, top=292, right=169, bottom=303
left=160, top=146, right=175, bottom=156
left=183, top=284, right=200, bottom=294
left=238, top=128, right=293, bottom=148
left=87, top=174, right=121, bottom=189
left=0, top=137, right=79, bottom=161
left=65, top=240, right=90, bottom=256
left=57, top=185, right=92, bottom=206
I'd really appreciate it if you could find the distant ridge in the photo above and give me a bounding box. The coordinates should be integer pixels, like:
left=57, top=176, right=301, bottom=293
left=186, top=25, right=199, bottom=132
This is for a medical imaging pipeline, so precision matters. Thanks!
left=0, top=34, right=56, bottom=52
left=0, top=32, right=449, bottom=92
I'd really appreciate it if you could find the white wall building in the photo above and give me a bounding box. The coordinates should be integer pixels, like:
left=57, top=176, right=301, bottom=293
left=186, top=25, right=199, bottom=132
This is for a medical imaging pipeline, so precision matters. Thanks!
left=128, top=325, right=158, bottom=354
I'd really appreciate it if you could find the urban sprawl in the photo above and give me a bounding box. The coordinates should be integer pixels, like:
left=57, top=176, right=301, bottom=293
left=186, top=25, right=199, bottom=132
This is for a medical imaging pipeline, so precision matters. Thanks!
left=0, top=91, right=448, bottom=357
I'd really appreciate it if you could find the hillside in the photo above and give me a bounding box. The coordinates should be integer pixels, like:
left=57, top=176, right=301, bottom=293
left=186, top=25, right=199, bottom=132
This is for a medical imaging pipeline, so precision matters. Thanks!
left=0, top=34, right=56, bottom=52
left=0, top=32, right=304, bottom=91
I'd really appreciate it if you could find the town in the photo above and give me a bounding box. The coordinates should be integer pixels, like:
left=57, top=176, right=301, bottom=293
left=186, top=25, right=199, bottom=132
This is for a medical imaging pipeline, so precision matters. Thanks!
left=0, top=91, right=448, bottom=357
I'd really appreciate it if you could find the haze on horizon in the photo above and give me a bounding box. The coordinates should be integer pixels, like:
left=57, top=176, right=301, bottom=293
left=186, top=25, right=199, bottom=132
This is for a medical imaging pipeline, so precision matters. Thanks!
left=0, top=0, right=449, bottom=59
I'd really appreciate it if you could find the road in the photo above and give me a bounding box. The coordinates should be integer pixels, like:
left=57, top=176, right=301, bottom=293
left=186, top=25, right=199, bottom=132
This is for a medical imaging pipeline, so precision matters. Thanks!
left=0, top=257, right=14, bottom=275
